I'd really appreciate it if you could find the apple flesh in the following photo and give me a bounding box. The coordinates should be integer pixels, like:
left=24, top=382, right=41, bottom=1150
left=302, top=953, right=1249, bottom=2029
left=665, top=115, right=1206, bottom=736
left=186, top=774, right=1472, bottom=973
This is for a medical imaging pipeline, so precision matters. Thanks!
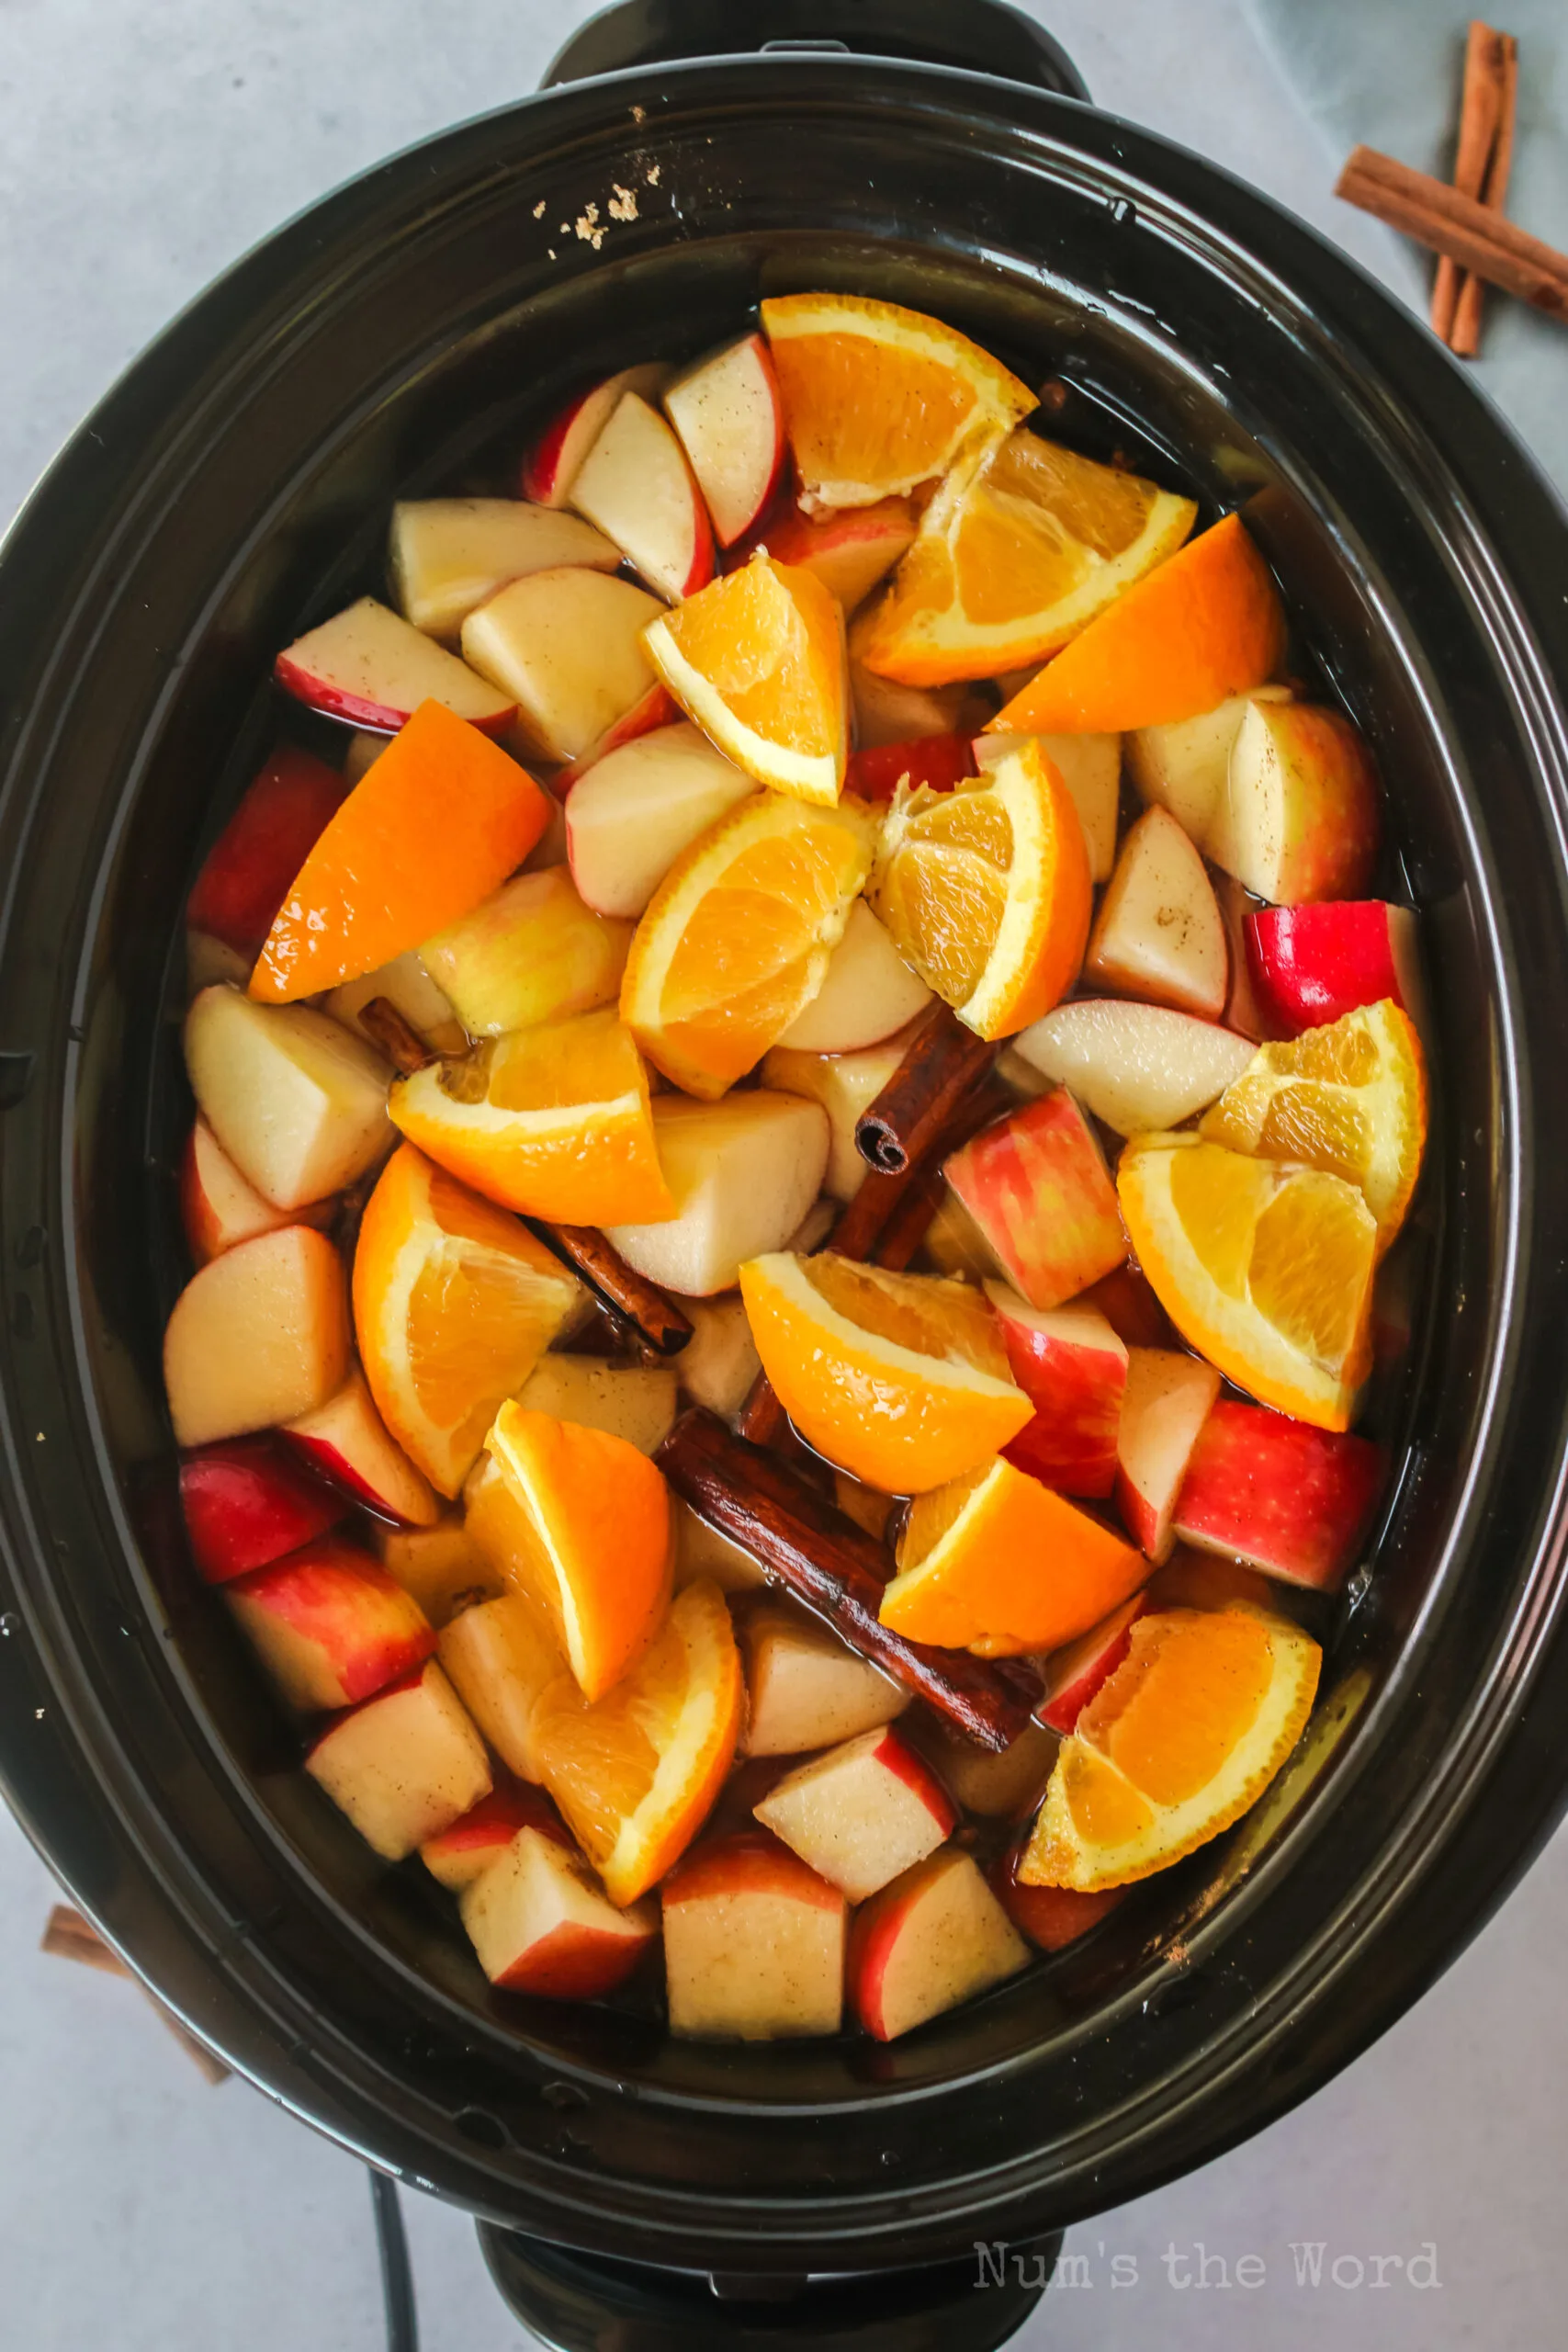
left=274, top=597, right=515, bottom=733
left=227, top=1536, right=434, bottom=1711
left=462, top=1826, right=660, bottom=1997
left=389, top=497, right=618, bottom=638
left=762, top=1026, right=915, bottom=1202
left=1145, top=1545, right=1288, bottom=1616
left=462, top=568, right=664, bottom=767
left=752, top=1724, right=955, bottom=1903
left=422, top=1778, right=571, bottom=1889
left=1173, top=1398, right=1383, bottom=1590
left=1077, top=1264, right=1176, bottom=1351
left=671, top=1498, right=770, bottom=1593
left=420, top=867, right=632, bottom=1037
left=436, top=1586, right=565, bottom=1781
left=164, top=1224, right=352, bottom=1448
left=569, top=392, right=715, bottom=602
left=1013, top=999, right=1254, bottom=1138
left=663, top=333, right=786, bottom=548
left=987, top=1285, right=1128, bottom=1499
left=1036, top=1592, right=1149, bottom=1734
left=849, top=610, right=971, bottom=747
left=772, top=903, right=932, bottom=1055
left=514, top=1355, right=679, bottom=1457
left=1211, top=699, right=1381, bottom=904
left=179, top=1436, right=344, bottom=1585
left=323, top=952, right=467, bottom=1058
left=974, top=731, right=1121, bottom=883
left=740, top=494, right=917, bottom=611
left=372, top=1514, right=502, bottom=1627
left=675, top=1295, right=763, bottom=1420
left=1247, top=900, right=1425, bottom=1037
left=564, top=723, right=753, bottom=919
left=185, top=986, right=392, bottom=1213
left=306, top=1659, right=491, bottom=1860
left=990, top=1838, right=1125, bottom=1951
left=850, top=1849, right=1028, bottom=2041
left=605, top=1091, right=829, bottom=1296
left=1085, top=805, right=1227, bottom=1021
left=552, top=683, right=681, bottom=793
left=186, top=744, right=345, bottom=961
left=942, top=1091, right=1126, bottom=1313
left=522, top=362, right=672, bottom=508
left=909, top=1717, right=1057, bottom=1820
left=1114, top=1346, right=1223, bottom=1563
left=181, top=1116, right=312, bottom=1266
left=739, top=1600, right=908, bottom=1757
left=919, top=1187, right=1002, bottom=1284
left=1125, top=684, right=1293, bottom=845
left=661, top=1831, right=847, bottom=2040
left=283, top=1363, right=440, bottom=1528
left=186, top=931, right=253, bottom=997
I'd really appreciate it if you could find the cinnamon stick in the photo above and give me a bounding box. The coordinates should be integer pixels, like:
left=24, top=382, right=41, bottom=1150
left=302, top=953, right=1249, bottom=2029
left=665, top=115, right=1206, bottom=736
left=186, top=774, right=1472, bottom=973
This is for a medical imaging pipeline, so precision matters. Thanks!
left=359, top=996, right=434, bottom=1075
left=854, top=1002, right=998, bottom=1176
left=1336, top=146, right=1568, bottom=327
left=657, top=1410, right=1042, bottom=1749
left=867, top=1161, right=945, bottom=1272
left=534, top=1222, right=693, bottom=1355
left=1430, top=22, right=1510, bottom=345
left=1452, top=31, right=1518, bottom=356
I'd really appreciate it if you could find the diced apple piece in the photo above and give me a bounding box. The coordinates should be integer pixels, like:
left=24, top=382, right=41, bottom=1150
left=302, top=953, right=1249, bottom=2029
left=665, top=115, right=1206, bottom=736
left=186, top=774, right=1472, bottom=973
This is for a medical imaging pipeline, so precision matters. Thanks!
left=422, top=1778, right=570, bottom=1889
left=436, top=1587, right=565, bottom=1781
left=570, top=392, right=715, bottom=601
left=462, top=1826, right=660, bottom=1996
left=787, top=1197, right=837, bottom=1255
left=284, top=1364, right=440, bottom=1528
left=1085, top=806, right=1227, bottom=1021
left=845, top=731, right=977, bottom=802
left=1215, top=875, right=1274, bottom=1042
left=1077, top=1266, right=1175, bottom=1351
left=848, top=609, right=969, bottom=747
left=1247, top=900, right=1426, bottom=1038
left=605, top=1092, right=829, bottom=1296
left=990, top=1838, right=1125, bottom=1951
left=462, top=569, right=663, bottom=765
left=671, top=1498, right=769, bottom=1593
left=275, top=597, right=514, bottom=733
left=164, top=1226, right=351, bottom=1448
left=523, top=791, right=570, bottom=871
left=753, top=1724, right=955, bottom=1902
left=227, top=1536, right=434, bottom=1711
left=676, top=1295, right=762, bottom=1419
left=420, top=868, right=632, bottom=1037
left=1211, top=700, right=1381, bottom=904
left=186, top=931, right=252, bottom=996
left=181, top=1116, right=303, bottom=1266
left=1036, top=1593, right=1148, bottom=1734
left=911, top=1717, right=1056, bottom=1819
left=564, top=723, right=753, bottom=918
left=1145, top=1546, right=1287, bottom=1616
left=1172, top=1400, right=1383, bottom=1590
left=832, top=1471, right=897, bottom=1544
left=742, top=495, right=917, bottom=612
left=1126, top=684, right=1293, bottom=844
left=306, top=1659, right=490, bottom=1860
left=179, top=1436, right=344, bottom=1585
left=523, top=362, right=672, bottom=507
left=185, top=986, right=392, bottom=1212
left=943, top=1091, right=1126, bottom=1313
left=662, top=1831, right=846, bottom=2039
left=772, top=903, right=932, bottom=1054
left=739, top=1600, right=907, bottom=1758
left=987, top=1285, right=1128, bottom=1499
left=919, top=1187, right=1002, bottom=1283
left=324, top=952, right=467, bottom=1057
left=974, top=732, right=1121, bottom=881
left=1115, top=1347, right=1222, bottom=1563
left=850, top=1849, right=1028, bottom=2040
left=389, top=498, right=618, bottom=637
left=553, top=683, right=681, bottom=792
left=514, top=1356, right=678, bottom=1457
left=663, top=333, right=786, bottom=548
left=1013, top=999, right=1254, bottom=1138
left=186, top=744, right=346, bottom=960
left=762, top=1029, right=913, bottom=1203
left=372, top=1514, right=502, bottom=1627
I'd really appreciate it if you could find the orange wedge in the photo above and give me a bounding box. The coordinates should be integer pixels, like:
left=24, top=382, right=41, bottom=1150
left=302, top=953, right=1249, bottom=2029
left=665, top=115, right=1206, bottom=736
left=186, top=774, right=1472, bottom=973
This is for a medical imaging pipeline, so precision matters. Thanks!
left=479, top=1400, right=672, bottom=1702
left=988, top=514, right=1287, bottom=735
left=251, top=700, right=549, bottom=1001
left=869, top=741, right=1089, bottom=1039
left=1117, top=1134, right=1378, bottom=1431
left=760, top=292, right=1036, bottom=512
left=738, top=1251, right=1032, bottom=1493
left=353, top=1143, right=584, bottom=1497
left=619, top=788, right=874, bottom=1098
left=643, top=556, right=848, bottom=806
left=857, top=430, right=1197, bottom=687
left=1199, top=1000, right=1427, bottom=1250
left=532, top=1577, right=743, bottom=1905
left=883, top=1456, right=1148, bottom=1657
left=1019, top=1603, right=1322, bottom=1890
left=388, top=1007, right=673, bottom=1225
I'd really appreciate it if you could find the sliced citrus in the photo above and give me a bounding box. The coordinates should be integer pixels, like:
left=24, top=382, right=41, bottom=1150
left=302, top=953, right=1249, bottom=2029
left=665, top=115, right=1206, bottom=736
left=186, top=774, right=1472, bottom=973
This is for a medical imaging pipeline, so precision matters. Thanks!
left=737, top=1250, right=1032, bottom=1494
left=1117, top=1134, right=1377, bottom=1431
left=1019, top=1603, right=1322, bottom=1890
left=857, top=430, right=1197, bottom=687
left=643, top=557, right=848, bottom=805
left=989, top=514, right=1287, bottom=736
left=353, top=1143, right=584, bottom=1497
left=532, top=1577, right=744, bottom=1905
left=620, top=788, right=874, bottom=1098
left=869, top=740, right=1090, bottom=1039
left=479, top=1399, right=672, bottom=1702
left=1198, top=1000, right=1427, bottom=1249
left=883, top=1455, right=1147, bottom=1657
left=388, top=1007, right=673, bottom=1225
left=760, top=292, right=1036, bottom=512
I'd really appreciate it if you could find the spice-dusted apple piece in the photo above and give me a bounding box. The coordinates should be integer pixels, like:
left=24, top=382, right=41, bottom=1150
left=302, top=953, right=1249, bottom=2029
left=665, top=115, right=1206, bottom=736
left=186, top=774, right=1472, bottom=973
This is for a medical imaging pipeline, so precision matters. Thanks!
left=523, top=363, right=672, bottom=507
left=606, top=1093, right=829, bottom=1297
left=909, top=1716, right=1057, bottom=1821
left=662, top=1832, right=846, bottom=2040
left=164, top=1225, right=352, bottom=1448
left=186, top=989, right=393, bottom=1216
left=1084, top=806, right=1228, bottom=1023
left=675, top=1295, right=762, bottom=1419
left=275, top=598, right=515, bottom=734
left=324, top=953, right=466, bottom=1059
left=282, top=1364, right=440, bottom=1529
left=180, top=1116, right=328, bottom=1267
left=739, top=495, right=916, bottom=612
left=1209, top=700, right=1380, bottom=905
left=437, top=1586, right=565, bottom=1783
left=179, top=1437, right=344, bottom=1586
left=389, top=497, right=618, bottom=638
left=462, top=569, right=664, bottom=766
left=1172, top=1400, right=1383, bottom=1592
left=569, top=393, right=715, bottom=601
left=1012, top=1000, right=1254, bottom=1138
left=943, top=1090, right=1126, bottom=1314
left=227, top=1537, right=435, bottom=1712
left=514, top=1356, right=679, bottom=1457
left=973, top=729, right=1121, bottom=882
left=1125, top=684, right=1294, bottom=848
left=420, top=869, right=632, bottom=1037
left=565, top=724, right=753, bottom=921
left=373, top=1513, right=502, bottom=1628
left=849, top=1849, right=1028, bottom=2041
left=306, top=1660, right=491, bottom=1860
left=662, top=333, right=786, bottom=550
left=1114, top=1347, right=1222, bottom=1563
left=1246, top=901, right=1425, bottom=1038
left=186, top=743, right=347, bottom=967
left=763, top=1028, right=916, bottom=1204
left=421, top=1779, right=570, bottom=1890
left=772, top=903, right=932, bottom=1056
left=753, top=1724, right=954, bottom=1902
left=1035, top=1593, right=1150, bottom=1736
left=462, top=1826, right=660, bottom=1998
left=990, top=1838, right=1127, bottom=1952
left=644, top=556, right=848, bottom=806
left=739, top=1600, right=908, bottom=1758
left=987, top=1287, right=1128, bottom=1500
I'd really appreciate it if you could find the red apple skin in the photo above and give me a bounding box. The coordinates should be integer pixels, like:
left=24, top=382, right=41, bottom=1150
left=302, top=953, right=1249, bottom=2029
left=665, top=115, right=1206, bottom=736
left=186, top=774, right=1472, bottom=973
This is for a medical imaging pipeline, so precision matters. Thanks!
left=944, top=1091, right=1127, bottom=1314
left=492, top=1911, right=655, bottom=1998
left=179, top=1437, right=344, bottom=1585
left=1036, top=1592, right=1147, bottom=1734
left=1076, top=1265, right=1176, bottom=1351
left=1246, top=902, right=1423, bottom=1036
left=553, top=683, right=681, bottom=795
left=186, top=745, right=346, bottom=960
left=227, top=1538, right=435, bottom=1709
left=729, top=493, right=918, bottom=607
left=522, top=363, right=670, bottom=507
left=180, top=1116, right=333, bottom=1266
left=870, top=1729, right=960, bottom=1840
left=422, top=1779, right=570, bottom=1889
left=990, top=1290, right=1128, bottom=1500
left=269, top=654, right=513, bottom=741
left=1172, top=1400, right=1383, bottom=1590
left=991, top=1837, right=1126, bottom=1951
left=663, top=1829, right=845, bottom=1912
left=283, top=1367, right=439, bottom=1529
left=845, top=733, right=977, bottom=803
left=665, top=332, right=787, bottom=548
left=848, top=1849, right=1026, bottom=2041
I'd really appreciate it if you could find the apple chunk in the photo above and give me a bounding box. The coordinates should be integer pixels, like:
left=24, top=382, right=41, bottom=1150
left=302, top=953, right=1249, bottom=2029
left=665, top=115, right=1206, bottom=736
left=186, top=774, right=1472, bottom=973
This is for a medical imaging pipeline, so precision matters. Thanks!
left=909, top=1717, right=1057, bottom=1820
left=739, top=1600, right=908, bottom=1757
left=753, top=1724, right=955, bottom=1902
left=1172, top=1399, right=1382, bottom=1590
left=181, top=1116, right=310, bottom=1266
left=663, top=333, right=786, bottom=548
left=772, top=902, right=932, bottom=1054
left=1085, top=805, right=1227, bottom=1021
left=850, top=1849, right=1028, bottom=2041
left=605, top=1091, right=829, bottom=1296
left=848, top=609, right=970, bottom=747
left=306, top=1659, right=491, bottom=1860
left=671, top=1498, right=770, bottom=1594
left=975, top=731, right=1121, bottom=882
left=186, top=743, right=346, bottom=961
left=744, top=494, right=916, bottom=611
left=389, top=498, right=617, bottom=638
left=462, top=1826, right=660, bottom=1997
left=227, top=1536, right=434, bottom=1711
left=1247, top=900, right=1425, bottom=1037
left=515, top=1356, right=679, bottom=1457
left=1126, top=684, right=1293, bottom=845
left=372, top=1513, right=502, bottom=1627
left=275, top=597, right=515, bottom=733
left=762, top=1028, right=913, bottom=1202
left=1036, top=1593, right=1148, bottom=1734
left=990, top=1838, right=1125, bottom=1952
left=436, top=1584, right=565, bottom=1781
left=565, top=723, right=753, bottom=920
left=987, top=1285, right=1128, bottom=1499
left=570, top=392, right=715, bottom=602
left=185, top=986, right=392, bottom=1212
left=179, top=1436, right=344, bottom=1585
left=164, top=1225, right=352, bottom=1447
left=323, top=952, right=466, bottom=1058
left=1115, top=1346, right=1222, bottom=1562
left=1013, top=999, right=1254, bottom=1138
left=1212, top=699, right=1380, bottom=904
left=661, top=1832, right=846, bottom=2040
left=523, top=362, right=672, bottom=507
left=422, top=1779, right=570, bottom=1889
left=420, top=868, right=632, bottom=1037
left=674, top=1294, right=762, bottom=1420
left=284, top=1364, right=440, bottom=1528
left=943, top=1091, right=1126, bottom=1313
left=462, top=569, right=664, bottom=766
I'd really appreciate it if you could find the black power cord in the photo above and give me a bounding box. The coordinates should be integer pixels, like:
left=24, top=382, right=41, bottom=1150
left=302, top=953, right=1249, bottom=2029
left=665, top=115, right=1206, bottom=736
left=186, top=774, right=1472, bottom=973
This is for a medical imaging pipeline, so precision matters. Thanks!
left=369, top=2169, right=420, bottom=2352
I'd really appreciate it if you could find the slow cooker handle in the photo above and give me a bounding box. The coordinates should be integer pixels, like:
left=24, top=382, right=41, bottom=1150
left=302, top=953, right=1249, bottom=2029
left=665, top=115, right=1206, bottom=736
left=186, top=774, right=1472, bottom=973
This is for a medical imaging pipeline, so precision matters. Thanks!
left=542, top=0, right=1090, bottom=99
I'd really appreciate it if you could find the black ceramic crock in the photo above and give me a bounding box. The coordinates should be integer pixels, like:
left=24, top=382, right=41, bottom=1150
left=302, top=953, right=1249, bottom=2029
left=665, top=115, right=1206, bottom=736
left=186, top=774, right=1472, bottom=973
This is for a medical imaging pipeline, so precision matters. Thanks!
left=4, top=4, right=1568, bottom=2346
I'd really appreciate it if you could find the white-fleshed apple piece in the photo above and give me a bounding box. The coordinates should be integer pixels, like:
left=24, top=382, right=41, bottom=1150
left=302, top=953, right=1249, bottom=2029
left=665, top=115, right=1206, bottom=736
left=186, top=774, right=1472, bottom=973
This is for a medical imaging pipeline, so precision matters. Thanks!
left=1246, top=900, right=1426, bottom=1038
left=1211, top=700, right=1381, bottom=904
left=324, top=952, right=467, bottom=1057
left=662, top=1831, right=847, bottom=2040
left=523, top=790, right=571, bottom=872
left=676, top=1295, right=763, bottom=1420
left=226, top=1536, right=434, bottom=1711
left=850, top=1848, right=1029, bottom=2041
left=753, top=1724, right=955, bottom=1903
left=420, top=867, right=632, bottom=1036
left=284, top=1364, right=440, bottom=1528
left=919, top=1187, right=1002, bottom=1283
left=663, top=333, right=786, bottom=548
left=849, top=609, right=970, bottom=746
left=164, top=1225, right=352, bottom=1448
left=389, top=498, right=618, bottom=637
left=910, top=1718, right=1057, bottom=1820
left=773, top=902, right=932, bottom=1054
left=565, top=723, right=753, bottom=918
left=372, top=1513, right=502, bottom=1627
left=186, top=931, right=252, bottom=997
left=739, top=1600, right=908, bottom=1758
left=605, top=1091, right=829, bottom=1295
left=523, top=362, right=672, bottom=507
left=462, top=1826, right=660, bottom=1997
left=671, top=1498, right=770, bottom=1593
left=514, top=1356, right=679, bottom=1456
left=762, top=1028, right=914, bottom=1203
left=975, top=731, right=1121, bottom=882
left=570, top=392, right=715, bottom=601
left=422, top=1778, right=570, bottom=1889
left=306, top=1659, right=491, bottom=1860
left=1126, top=684, right=1293, bottom=846
left=436, top=1586, right=565, bottom=1781
left=553, top=683, right=681, bottom=792
left=1171, top=1399, right=1383, bottom=1591
left=831, top=1471, right=897, bottom=1544
left=179, top=1436, right=344, bottom=1585
left=987, top=1284, right=1128, bottom=1500
left=180, top=1116, right=302, bottom=1266
left=1036, top=1593, right=1149, bottom=1735
left=942, top=1091, right=1126, bottom=1313
left=1086, top=805, right=1227, bottom=1022
left=785, top=1198, right=837, bottom=1255
left=274, top=597, right=515, bottom=733
left=462, top=569, right=664, bottom=765
left=740, top=496, right=916, bottom=612
left=1115, top=1347, right=1224, bottom=1562
left=185, top=985, right=392, bottom=1213
left=1012, top=1000, right=1255, bottom=1138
